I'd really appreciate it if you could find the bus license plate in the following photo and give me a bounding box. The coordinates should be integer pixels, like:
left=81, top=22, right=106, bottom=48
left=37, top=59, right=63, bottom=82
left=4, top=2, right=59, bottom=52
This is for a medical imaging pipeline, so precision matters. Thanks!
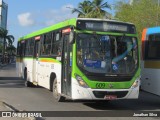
left=104, top=95, right=117, bottom=100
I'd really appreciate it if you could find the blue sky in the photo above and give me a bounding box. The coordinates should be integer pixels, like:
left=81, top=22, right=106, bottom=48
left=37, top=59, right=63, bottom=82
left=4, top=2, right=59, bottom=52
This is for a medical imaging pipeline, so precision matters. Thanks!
left=5, top=0, right=123, bottom=47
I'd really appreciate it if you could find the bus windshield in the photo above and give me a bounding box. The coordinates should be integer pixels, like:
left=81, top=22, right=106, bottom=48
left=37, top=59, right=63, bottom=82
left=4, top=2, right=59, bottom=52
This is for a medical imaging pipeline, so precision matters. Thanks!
left=76, top=33, right=138, bottom=75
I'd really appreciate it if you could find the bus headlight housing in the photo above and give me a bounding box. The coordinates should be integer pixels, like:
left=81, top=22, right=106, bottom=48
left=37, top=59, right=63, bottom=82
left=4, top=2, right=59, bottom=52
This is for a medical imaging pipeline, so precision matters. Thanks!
left=75, top=75, right=89, bottom=88
left=131, top=77, right=140, bottom=89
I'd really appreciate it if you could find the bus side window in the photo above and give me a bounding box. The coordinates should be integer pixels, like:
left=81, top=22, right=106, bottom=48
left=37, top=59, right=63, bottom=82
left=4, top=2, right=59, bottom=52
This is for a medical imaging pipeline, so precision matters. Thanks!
left=17, top=42, right=20, bottom=56
left=41, top=33, right=52, bottom=56
left=51, top=32, right=55, bottom=54
left=52, top=42, right=62, bottom=56
left=26, top=39, right=29, bottom=56
left=41, top=35, right=45, bottom=55
left=56, top=32, right=60, bottom=41
left=52, top=32, right=62, bottom=56
left=30, top=38, right=34, bottom=56
left=47, top=33, right=52, bottom=55
left=19, top=41, right=26, bottom=57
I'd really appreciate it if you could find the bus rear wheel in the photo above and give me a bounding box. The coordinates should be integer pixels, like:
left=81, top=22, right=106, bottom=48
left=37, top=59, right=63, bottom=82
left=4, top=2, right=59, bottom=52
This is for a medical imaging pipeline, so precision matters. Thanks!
left=24, top=69, right=31, bottom=87
left=53, top=79, right=65, bottom=102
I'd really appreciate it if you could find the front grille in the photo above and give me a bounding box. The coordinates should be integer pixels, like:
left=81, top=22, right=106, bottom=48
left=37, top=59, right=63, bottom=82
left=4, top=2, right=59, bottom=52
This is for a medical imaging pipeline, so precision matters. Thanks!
left=93, top=91, right=128, bottom=98
left=87, top=76, right=132, bottom=82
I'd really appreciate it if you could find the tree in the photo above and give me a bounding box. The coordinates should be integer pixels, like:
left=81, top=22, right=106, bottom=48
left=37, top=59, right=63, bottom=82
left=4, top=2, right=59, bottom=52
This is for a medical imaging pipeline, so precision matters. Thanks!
left=114, top=0, right=160, bottom=40
left=6, top=45, right=16, bottom=55
left=0, top=44, right=2, bottom=54
left=72, top=0, right=111, bottom=18
left=90, top=0, right=111, bottom=18
left=72, top=0, right=92, bottom=18
left=0, top=27, right=15, bottom=55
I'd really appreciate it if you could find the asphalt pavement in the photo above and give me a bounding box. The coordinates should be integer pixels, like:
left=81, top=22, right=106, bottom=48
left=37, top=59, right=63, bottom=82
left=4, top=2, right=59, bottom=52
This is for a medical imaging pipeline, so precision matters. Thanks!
left=0, top=63, right=160, bottom=120
left=0, top=63, right=35, bottom=120
left=0, top=101, right=35, bottom=120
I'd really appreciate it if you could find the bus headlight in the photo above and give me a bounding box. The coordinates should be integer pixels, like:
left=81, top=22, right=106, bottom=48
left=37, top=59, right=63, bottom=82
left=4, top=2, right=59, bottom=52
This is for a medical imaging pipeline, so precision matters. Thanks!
left=131, top=77, right=140, bottom=89
left=75, top=75, right=89, bottom=88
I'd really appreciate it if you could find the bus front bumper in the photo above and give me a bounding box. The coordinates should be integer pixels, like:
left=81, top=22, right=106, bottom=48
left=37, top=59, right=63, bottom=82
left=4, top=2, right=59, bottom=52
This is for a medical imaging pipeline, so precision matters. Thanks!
left=71, top=79, right=139, bottom=100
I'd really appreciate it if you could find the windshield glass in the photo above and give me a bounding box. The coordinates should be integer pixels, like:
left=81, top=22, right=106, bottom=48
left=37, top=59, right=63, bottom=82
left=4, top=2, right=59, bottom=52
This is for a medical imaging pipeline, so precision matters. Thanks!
left=76, top=33, right=138, bottom=75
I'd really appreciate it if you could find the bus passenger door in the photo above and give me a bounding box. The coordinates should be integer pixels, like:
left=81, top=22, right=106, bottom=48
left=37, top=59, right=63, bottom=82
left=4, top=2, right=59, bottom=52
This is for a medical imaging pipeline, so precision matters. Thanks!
left=62, top=34, right=72, bottom=97
left=33, top=39, right=40, bottom=84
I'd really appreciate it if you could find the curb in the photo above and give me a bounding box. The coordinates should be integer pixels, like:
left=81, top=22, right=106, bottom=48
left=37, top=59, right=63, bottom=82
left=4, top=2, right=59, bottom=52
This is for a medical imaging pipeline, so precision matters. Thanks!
left=0, top=101, right=36, bottom=120
left=3, top=102, right=20, bottom=112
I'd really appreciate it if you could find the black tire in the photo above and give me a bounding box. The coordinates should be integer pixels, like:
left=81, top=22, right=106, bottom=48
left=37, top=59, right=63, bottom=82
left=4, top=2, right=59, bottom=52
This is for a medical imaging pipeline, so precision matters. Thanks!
left=53, top=78, right=65, bottom=102
left=24, top=69, right=31, bottom=87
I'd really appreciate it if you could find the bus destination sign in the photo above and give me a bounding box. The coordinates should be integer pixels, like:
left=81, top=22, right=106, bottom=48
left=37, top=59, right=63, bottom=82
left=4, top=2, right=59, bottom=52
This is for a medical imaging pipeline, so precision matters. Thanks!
left=76, top=20, right=136, bottom=34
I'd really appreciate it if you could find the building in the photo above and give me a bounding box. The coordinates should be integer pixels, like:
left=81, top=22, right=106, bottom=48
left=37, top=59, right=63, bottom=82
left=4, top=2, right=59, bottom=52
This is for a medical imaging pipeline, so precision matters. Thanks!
left=0, top=0, right=8, bottom=55
left=0, top=0, right=8, bottom=29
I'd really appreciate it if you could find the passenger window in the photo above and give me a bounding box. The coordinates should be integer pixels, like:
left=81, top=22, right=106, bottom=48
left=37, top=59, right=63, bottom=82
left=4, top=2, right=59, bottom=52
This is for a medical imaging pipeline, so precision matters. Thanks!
left=145, top=34, right=160, bottom=59
left=56, top=33, right=60, bottom=41
left=52, top=32, right=62, bottom=56
left=41, top=33, right=52, bottom=56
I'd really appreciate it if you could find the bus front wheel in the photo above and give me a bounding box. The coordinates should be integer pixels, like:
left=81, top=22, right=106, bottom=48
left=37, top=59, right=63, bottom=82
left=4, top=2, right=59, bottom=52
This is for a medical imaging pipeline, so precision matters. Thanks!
left=53, top=79, right=65, bottom=102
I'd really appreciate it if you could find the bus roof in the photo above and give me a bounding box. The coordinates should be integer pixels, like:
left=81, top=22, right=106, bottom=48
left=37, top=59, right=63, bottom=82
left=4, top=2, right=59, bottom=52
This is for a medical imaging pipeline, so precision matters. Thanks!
left=19, top=18, right=77, bottom=41
left=145, top=26, right=160, bottom=35
left=77, top=18, right=134, bottom=25
left=19, top=18, right=135, bottom=41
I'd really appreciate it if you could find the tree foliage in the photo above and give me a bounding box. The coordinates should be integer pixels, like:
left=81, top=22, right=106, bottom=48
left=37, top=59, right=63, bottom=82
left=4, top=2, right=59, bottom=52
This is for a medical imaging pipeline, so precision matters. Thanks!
left=0, top=44, right=3, bottom=54
left=72, top=0, right=92, bottom=18
left=72, top=0, right=111, bottom=18
left=0, top=27, right=15, bottom=54
left=114, top=0, right=160, bottom=39
left=6, top=45, right=16, bottom=55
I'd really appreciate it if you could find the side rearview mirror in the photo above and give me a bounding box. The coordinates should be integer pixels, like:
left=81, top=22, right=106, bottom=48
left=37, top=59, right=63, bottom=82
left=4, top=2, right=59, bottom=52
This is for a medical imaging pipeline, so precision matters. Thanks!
left=69, top=28, right=75, bottom=44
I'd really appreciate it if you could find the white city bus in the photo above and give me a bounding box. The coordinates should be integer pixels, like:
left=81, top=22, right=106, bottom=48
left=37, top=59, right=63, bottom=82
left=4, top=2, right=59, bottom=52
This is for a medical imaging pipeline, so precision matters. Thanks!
left=141, top=27, right=160, bottom=96
left=17, top=18, right=141, bottom=102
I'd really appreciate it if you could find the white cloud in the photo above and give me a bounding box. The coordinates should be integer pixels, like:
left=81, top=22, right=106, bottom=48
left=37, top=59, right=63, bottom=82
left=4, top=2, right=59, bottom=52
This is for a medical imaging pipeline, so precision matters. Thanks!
left=43, top=4, right=77, bottom=26
left=17, top=12, right=35, bottom=27
left=17, top=4, right=78, bottom=27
